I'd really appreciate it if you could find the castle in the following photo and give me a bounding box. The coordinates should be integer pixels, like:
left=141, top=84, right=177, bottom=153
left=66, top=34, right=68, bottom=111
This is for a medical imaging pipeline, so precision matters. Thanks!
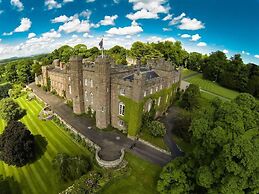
left=36, top=55, right=181, bottom=137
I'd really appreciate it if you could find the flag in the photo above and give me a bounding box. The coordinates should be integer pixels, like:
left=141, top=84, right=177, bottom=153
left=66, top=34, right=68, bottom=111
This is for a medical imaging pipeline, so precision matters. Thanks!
left=99, top=38, right=103, bottom=49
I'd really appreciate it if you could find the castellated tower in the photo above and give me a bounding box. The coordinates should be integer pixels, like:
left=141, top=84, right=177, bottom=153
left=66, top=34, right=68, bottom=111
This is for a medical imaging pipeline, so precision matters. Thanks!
left=69, top=56, right=85, bottom=115
left=95, top=55, right=111, bottom=129
left=132, top=71, right=144, bottom=102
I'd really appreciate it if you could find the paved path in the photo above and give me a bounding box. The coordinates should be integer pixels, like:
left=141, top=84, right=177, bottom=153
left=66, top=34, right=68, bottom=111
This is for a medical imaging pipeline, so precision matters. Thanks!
left=28, top=83, right=181, bottom=166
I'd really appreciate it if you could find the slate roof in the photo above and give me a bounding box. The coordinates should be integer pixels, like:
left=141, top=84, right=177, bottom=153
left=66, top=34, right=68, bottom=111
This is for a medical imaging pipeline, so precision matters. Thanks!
left=123, top=70, right=159, bottom=82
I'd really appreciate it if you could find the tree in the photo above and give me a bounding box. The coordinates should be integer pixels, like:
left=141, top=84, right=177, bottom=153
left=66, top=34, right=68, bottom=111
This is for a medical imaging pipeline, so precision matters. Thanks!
left=0, top=83, right=12, bottom=100
left=180, top=84, right=201, bottom=110
left=4, top=62, right=18, bottom=83
left=52, top=153, right=91, bottom=182
left=73, top=44, right=88, bottom=57
left=158, top=94, right=259, bottom=194
left=0, top=121, right=36, bottom=167
left=31, top=62, right=42, bottom=76
left=148, top=121, right=166, bottom=137
left=16, top=59, right=34, bottom=83
left=107, top=45, right=127, bottom=65
left=187, top=52, right=203, bottom=71
left=0, top=98, right=26, bottom=122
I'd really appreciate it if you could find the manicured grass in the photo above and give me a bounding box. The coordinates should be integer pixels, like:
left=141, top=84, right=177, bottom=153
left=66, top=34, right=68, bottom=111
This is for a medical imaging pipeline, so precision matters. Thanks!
left=140, top=129, right=169, bottom=151
left=181, top=69, right=197, bottom=78
left=0, top=96, right=93, bottom=194
left=185, top=74, right=240, bottom=100
left=100, top=153, right=161, bottom=194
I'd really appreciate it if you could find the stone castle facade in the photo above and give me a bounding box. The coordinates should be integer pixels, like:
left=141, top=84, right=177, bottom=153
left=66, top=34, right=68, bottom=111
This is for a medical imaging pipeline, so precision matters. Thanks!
left=36, top=55, right=181, bottom=136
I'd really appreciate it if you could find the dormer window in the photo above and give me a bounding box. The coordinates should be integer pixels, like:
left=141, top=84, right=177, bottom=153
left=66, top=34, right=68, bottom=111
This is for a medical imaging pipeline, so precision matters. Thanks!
left=120, top=88, right=126, bottom=96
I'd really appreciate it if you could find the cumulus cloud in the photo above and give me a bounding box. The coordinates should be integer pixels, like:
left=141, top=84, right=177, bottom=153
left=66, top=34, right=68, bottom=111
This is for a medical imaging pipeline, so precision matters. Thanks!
left=10, top=0, right=24, bottom=11
left=80, top=9, right=92, bottom=19
left=181, top=34, right=191, bottom=38
left=197, top=42, right=207, bottom=47
left=99, top=15, right=118, bottom=26
left=191, top=34, right=201, bottom=41
left=169, top=13, right=186, bottom=25
left=58, top=18, right=91, bottom=33
left=223, top=49, right=229, bottom=54
left=28, top=32, right=36, bottom=39
left=45, top=0, right=62, bottom=10
left=255, top=55, right=259, bottom=59
left=63, top=0, right=74, bottom=3
left=178, top=17, right=205, bottom=30
left=242, top=50, right=250, bottom=55
left=163, top=14, right=173, bottom=21
left=129, top=0, right=170, bottom=14
left=106, top=21, right=143, bottom=36
left=86, top=0, right=95, bottom=3
left=162, top=28, right=172, bottom=31
left=126, top=9, right=158, bottom=20
left=51, top=15, right=73, bottom=23
left=14, top=18, right=32, bottom=32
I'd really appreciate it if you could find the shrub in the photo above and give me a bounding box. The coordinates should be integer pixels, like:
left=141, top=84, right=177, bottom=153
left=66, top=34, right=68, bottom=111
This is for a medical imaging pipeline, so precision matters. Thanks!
left=8, top=84, right=24, bottom=99
left=148, top=121, right=166, bottom=137
left=0, top=121, right=36, bottom=167
left=52, top=153, right=91, bottom=182
left=0, top=83, right=12, bottom=100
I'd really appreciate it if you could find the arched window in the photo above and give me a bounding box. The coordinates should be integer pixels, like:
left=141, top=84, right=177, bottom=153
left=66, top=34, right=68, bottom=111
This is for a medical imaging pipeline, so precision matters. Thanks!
left=85, top=91, right=88, bottom=101
left=119, top=102, right=125, bottom=116
left=90, top=92, right=93, bottom=104
left=90, top=79, right=93, bottom=88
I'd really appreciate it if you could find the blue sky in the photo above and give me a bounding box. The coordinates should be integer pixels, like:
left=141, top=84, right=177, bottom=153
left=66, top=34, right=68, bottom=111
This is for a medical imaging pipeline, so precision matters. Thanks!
left=0, top=0, right=258, bottom=64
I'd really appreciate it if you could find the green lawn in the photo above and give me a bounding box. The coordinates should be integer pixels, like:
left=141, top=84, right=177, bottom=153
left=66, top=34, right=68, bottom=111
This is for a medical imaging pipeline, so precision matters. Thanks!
left=185, top=74, right=240, bottom=100
left=0, top=96, right=93, bottom=194
left=181, top=68, right=197, bottom=78
left=100, top=153, right=161, bottom=194
left=140, top=129, right=169, bottom=151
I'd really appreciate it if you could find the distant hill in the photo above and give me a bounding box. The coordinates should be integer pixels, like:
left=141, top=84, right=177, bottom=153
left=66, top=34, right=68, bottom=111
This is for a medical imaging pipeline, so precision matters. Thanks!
left=0, top=53, right=49, bottom=65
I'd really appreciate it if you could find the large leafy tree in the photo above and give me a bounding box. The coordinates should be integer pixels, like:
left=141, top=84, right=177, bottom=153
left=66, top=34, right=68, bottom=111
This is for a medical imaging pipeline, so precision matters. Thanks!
left=0, top=121, right=36, bottom=167
left=0, top=83, right=12, bottom=100
left=16, top=59, right=34, bottom=83
left=0, top=98, right=26, bottom=122
left=107, top=45, right=127, bottom=65
left=180, top=84, right=201, bottom=110
left=4, top=62, right=18, bottom=83
left=158, top=93, right=259, bottom=194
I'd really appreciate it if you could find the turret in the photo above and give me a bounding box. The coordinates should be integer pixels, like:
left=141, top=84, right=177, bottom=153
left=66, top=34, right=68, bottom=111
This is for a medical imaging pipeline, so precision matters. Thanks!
left=95, top=55, right=111, bottom=129
left=69, top=56, right=84, bottom=114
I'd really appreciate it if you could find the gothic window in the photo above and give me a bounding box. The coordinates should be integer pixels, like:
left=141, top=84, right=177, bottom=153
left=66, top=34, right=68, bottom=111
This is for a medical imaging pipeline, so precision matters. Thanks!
left=119, top=102, right=125, bottom=116
left=85, top=79, right=87, bottom=86
left=158, top=97, right=161, bottom=106
left=90, top=92, right=93, bottom=104
left=68, top=85, right=72, bottom=94
left=148, top=102, right=152, bottom=112
left=160, top=84, right=163, bottom=90
left=90, top=79, right=93, bottom=88
left=85, top=91, right=88, bottom=101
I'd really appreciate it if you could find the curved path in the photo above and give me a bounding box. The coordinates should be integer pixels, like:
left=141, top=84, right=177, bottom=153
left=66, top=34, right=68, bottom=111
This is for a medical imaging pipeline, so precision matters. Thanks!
left=28, top=83, right=182, bottom=166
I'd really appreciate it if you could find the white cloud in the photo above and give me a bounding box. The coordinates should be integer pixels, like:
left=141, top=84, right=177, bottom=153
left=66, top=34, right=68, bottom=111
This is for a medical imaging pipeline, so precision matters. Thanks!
left=51, top=15, right=72, bottom=23
left=14, top=18, right=32, bottom=32
left=63, top=0, right=74, bottom=3
left=163, top=14, right=173, bottom=21
left=3, top=32, right=13, bottom=36
left=181, top=34, right=191, bottom=38
left=42, top=29, right=61, bottom=38
left=169, top=13, right=186, bottom=25
left=191, top=34, right=201, bottom=41
left=45, top=0, right=61, bottom=10
left=10, top=0, right=24, bottom=11
left=99, top=15, right=118, bottom=26
left=255, top=55, right=259, bottom=59
left=242, top=50, right=250, bottom=56
left=106, top=21, right=143, bottom=36
left=58, top=18, right=91, bottom=33
left=147, top=36, right=175, bottom=43
left=127, top=9, right=158, bottom=20
left=197, top=42, right=207, bottom=47
left=178, top=17, right=205, bottom=30
left=86, top=0, right=95, bottom=2
left=28, top=32, right=36, bottom=39
left=223, top=49, right=229, bottom=54
left=162, top=28, right=172, bottom=31
left=80, top=9, right=92, bottom=19
left=113, top=0, right=120, bottom=3
left=129, top=0, right=170, bottom=14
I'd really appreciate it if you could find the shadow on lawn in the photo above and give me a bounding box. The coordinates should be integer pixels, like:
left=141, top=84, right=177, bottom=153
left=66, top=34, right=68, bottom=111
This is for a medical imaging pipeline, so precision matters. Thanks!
left=0, top=175, right=21, bottom=194
left=31, top=135, right=48, bottom=163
